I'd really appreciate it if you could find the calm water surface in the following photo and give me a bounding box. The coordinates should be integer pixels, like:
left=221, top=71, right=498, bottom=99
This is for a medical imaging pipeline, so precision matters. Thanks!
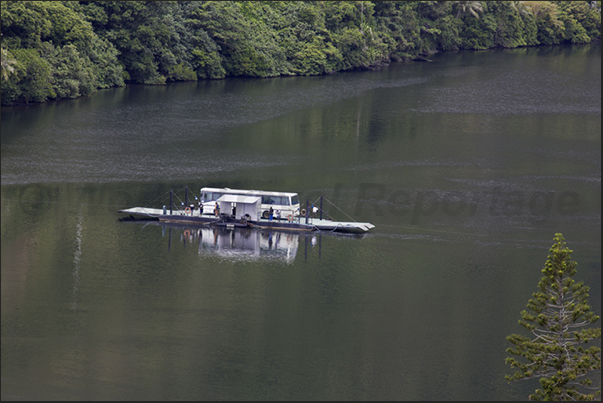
left=1, top=44, right=601, bottom=400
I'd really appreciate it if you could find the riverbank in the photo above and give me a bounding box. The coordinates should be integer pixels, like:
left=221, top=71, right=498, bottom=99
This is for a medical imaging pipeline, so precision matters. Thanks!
left=2, top=1, right=600, bottom=106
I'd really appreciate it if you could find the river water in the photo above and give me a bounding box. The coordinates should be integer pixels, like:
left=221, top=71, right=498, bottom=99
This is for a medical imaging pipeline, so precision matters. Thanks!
left=1, top=44, right=600, bottom=400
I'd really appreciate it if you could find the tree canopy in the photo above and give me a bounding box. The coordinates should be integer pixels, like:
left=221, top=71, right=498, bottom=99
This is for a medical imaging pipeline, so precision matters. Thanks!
left=506, top=233, right=601, bottom=401
left=2, top=1, right=601, bottom=105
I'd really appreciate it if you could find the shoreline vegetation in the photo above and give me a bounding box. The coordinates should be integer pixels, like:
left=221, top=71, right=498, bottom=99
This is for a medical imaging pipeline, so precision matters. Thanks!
left=1, top=1, right=601, bottom=106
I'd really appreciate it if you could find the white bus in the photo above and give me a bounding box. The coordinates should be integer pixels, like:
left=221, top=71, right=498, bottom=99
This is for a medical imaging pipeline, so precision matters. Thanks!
left=199, top=187, right=300, bottom=219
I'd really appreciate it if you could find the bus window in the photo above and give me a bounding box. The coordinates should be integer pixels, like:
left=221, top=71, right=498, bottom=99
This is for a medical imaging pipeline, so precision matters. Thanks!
left=205, top=192, right=222, bottom=201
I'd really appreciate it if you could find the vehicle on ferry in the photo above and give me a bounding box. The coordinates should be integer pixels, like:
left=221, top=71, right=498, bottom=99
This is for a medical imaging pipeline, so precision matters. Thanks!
left=199, top=187, right=300, bottom=219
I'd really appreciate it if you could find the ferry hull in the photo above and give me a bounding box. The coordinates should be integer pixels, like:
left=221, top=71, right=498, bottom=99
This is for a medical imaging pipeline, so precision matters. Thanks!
left=118, top=207, right=374, bottom=233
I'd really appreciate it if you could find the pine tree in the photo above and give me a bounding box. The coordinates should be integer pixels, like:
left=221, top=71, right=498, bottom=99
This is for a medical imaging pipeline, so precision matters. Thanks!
left=505, top=233, right=601, bottom=400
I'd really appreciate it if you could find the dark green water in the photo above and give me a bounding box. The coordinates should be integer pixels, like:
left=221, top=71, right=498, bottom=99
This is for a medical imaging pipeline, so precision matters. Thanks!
left=1, top=44, right=600, bottom=400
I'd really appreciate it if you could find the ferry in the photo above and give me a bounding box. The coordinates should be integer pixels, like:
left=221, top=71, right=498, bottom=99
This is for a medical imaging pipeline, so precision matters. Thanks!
left=119, top=186, right=375, bottom=234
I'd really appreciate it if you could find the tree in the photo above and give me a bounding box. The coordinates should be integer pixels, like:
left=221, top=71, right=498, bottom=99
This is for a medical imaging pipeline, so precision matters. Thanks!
left=505, top=233, right=601, bottom=401
left=453, top=1, right=484, bottom=19
left=2, top=47, right=55, bottom=104
left=523, top=1, right=566, bottom=45
left=1, top=46, right=18, bottom=80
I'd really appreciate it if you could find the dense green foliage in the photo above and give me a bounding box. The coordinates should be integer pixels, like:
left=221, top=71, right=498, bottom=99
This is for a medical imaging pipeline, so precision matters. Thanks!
left=2, top=1, right=601, bottom=105
left=506, top=233, right=601, bottom=401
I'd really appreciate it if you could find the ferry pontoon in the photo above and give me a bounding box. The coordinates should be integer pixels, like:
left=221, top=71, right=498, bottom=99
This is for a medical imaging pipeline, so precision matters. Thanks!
left=118, top=186, right=375, bottom=234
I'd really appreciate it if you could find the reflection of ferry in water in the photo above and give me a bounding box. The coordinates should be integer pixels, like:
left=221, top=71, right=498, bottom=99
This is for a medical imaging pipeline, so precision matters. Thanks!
left=123, top=220, right=365, bottom=263
left=152, top=222, right=300, bottom=264
left=195, top=226, right=299, bottom=263
left=119, top=186, right=375, bottom=234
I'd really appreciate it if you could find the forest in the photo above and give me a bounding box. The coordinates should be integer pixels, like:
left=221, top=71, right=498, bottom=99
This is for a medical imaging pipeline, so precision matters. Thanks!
left=1, top=1, right=601, bottom=105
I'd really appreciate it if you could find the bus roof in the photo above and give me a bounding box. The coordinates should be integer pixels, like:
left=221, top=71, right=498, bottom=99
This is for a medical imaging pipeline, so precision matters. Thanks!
left=200, top=187, right=298, bottom=197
